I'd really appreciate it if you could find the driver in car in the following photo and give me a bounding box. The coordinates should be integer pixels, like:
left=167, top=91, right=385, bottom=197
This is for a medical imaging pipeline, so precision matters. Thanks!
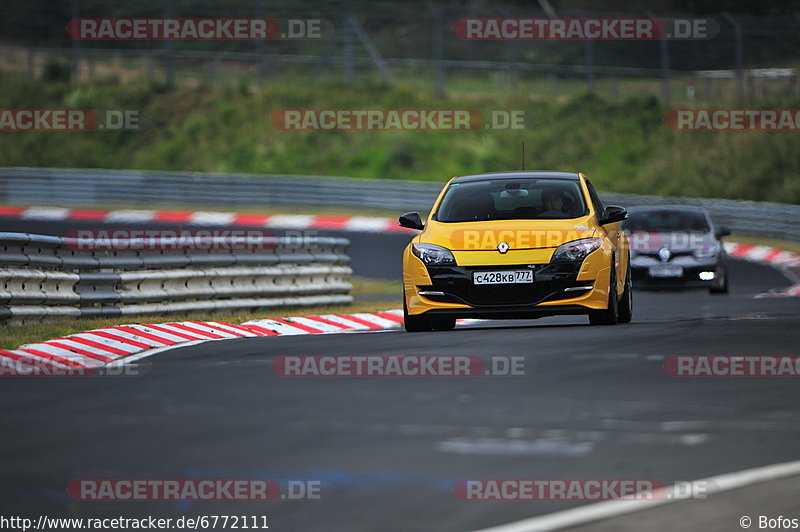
left=541, top=190, right=568, bottom=217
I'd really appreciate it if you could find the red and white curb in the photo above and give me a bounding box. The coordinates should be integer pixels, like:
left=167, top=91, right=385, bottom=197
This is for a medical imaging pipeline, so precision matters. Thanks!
left=1, top=241, right=797, bottom=374
left=724, top=242, right=800, bottom=296
left=0, top=205, right=411, bottom=233
left=0, top=310, right=406, bottom=375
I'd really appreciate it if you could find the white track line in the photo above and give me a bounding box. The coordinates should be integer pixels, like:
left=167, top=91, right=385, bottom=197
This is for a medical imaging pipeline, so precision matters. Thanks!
left=474, top=459, right=800, bottom=532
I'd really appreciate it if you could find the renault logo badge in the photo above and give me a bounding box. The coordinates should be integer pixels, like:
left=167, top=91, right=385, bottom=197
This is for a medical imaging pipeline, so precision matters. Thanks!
left=497, top=241, right=509, bottom=254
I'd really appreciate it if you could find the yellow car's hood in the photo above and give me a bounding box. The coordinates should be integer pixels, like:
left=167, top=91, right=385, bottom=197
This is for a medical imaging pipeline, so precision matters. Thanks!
left=421, top=217, right=596, bottom=252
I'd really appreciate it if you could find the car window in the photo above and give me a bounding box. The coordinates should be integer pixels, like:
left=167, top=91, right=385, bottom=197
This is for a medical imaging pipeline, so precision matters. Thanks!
left=623, top=210, right=711, bottom=232
left=434, top=179, right=588, bottom=222
left=584, top=179, right=605, bottom=217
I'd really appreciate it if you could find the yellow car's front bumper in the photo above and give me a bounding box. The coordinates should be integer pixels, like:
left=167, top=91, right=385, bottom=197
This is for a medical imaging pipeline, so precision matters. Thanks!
left=403, top=245, right=612, bottom=318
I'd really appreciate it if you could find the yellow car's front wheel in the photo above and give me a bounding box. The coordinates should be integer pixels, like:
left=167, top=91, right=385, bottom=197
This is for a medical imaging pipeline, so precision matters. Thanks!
left=618, top=261, right=633, bottom=323
left=589, top=258, right=632, bottom=325
left=403, top=297, right=456, bottom=332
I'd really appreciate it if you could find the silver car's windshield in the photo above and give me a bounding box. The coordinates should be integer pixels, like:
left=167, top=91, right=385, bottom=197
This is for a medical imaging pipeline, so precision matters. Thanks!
left=624, top=210, right=710, bottom=232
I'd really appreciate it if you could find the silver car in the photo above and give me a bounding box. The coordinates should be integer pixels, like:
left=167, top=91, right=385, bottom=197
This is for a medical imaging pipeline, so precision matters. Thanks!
left=623, top=206, right=730, bottom=294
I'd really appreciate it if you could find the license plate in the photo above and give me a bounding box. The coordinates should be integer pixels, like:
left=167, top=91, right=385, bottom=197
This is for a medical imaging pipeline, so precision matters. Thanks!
left=649, top=264, right=683, bottom=278
left=473, top=270, right=533, bottom=285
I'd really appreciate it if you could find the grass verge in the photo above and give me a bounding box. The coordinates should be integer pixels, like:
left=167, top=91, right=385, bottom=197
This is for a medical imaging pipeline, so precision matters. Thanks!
left=1, top=74, right=799, bottom=204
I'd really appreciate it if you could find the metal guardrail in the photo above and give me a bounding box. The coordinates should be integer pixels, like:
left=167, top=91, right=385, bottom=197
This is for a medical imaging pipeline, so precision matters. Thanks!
left=0, top=167, right=442, bottom=212
left=0, top=232, right=352, bottom=324
left=1, top=167, right=798, bottom=241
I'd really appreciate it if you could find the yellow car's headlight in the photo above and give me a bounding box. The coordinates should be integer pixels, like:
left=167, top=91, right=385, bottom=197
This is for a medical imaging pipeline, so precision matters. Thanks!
left=412, top=243, right=456, bottom=266
left=551, top=238, right=602, bottom=263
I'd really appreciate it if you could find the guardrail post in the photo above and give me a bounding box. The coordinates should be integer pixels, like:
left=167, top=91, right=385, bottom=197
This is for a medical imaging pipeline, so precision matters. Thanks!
left=548, top=71, right=558, bottom=97
left=722, top=13, right=744, bottom=105
left=659, top=25, right=670, bottom=102
left=610, top=77, right=619, bottom=100
left=347, top=15, right=397, bottom=87
left=647, top=11, right=670, bottom=102
left=210, top=53, right=218, bottom=86
left=163, top=0, right=175, bottom=87
left=309, top=26, right=340, bottom=82
left=584, top=39, right=596, bottom=94
left=254, top=0, right=266, bottom=86
left=344, top=16, right=355, bottom=85
left=497, top=6, right=519, bottom=91
left=87, top=53, right=94, bottom=81
left=71, top=0, right=81, bottom=83
left=426, top=1, right=446, bottom=96
left=575, top=10, right=596, bottom=94
left=147, top=51, right=155, bottom=81
left=27, top=48, right=35, bottom=78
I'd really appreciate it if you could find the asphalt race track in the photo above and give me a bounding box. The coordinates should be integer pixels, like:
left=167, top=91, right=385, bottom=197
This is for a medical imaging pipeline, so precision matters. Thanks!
left=1, top=220, right=799, bottom=530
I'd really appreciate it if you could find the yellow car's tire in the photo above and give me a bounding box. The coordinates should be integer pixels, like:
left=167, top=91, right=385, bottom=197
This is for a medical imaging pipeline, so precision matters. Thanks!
left=403, top=297, right=432, bottom=332
left=431, top=317, right=456, bottom=331
left=589, top=264, right=619, bottom=326
left=617, top=260, right=633, bottom=324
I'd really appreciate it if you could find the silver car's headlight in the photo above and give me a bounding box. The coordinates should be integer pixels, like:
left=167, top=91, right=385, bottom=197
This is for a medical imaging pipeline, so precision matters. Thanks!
left=412, top=243, right=456, bottom=266
left=694, top=243, right=720, bottom=259
left=551, top=238, right=602, bottom=262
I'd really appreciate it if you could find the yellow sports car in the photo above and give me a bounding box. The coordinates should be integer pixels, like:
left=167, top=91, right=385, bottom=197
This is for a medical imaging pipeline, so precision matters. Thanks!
left=400, top=171, right=632, bottom=332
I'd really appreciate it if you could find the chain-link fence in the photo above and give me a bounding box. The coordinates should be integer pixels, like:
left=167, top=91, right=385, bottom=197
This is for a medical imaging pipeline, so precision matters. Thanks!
left=1, top=1, right=799, bottom=103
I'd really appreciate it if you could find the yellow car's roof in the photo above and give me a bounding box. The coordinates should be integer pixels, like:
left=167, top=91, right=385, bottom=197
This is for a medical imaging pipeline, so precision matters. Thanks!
left=450, top=171, right=581, bottom=183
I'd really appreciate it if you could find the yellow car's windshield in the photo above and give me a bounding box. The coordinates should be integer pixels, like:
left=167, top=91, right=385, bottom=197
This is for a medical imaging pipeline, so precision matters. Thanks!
left=434, top=178, right=589, bottom=222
